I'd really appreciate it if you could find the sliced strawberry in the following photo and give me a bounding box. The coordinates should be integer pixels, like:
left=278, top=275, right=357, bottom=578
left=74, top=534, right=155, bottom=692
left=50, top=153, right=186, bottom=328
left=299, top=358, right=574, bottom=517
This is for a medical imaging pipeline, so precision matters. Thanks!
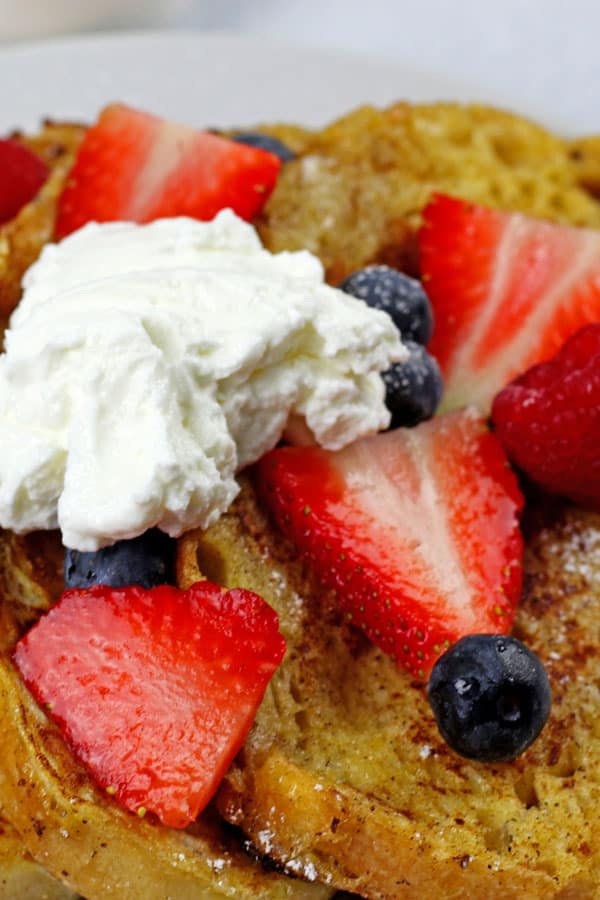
left=0, top=139, right=48, bottom=224
left=55, top=104, right=281, bottom=238
left=258, top=409, right=524, bottom=679
left=14, top=582, right=285, bottom=829
left=420, top=194, right=600, bottom=412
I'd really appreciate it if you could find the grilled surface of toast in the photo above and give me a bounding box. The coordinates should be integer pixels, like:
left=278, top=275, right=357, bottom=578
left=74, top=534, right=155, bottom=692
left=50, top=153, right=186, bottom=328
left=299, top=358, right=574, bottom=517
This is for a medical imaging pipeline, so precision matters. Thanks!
left=177, top=481, right=600, bottom=899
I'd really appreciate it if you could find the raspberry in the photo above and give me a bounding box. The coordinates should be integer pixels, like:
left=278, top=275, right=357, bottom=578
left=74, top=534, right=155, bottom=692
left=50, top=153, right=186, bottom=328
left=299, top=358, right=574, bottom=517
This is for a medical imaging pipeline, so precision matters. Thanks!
left=492, top=324, right=600, bottom=509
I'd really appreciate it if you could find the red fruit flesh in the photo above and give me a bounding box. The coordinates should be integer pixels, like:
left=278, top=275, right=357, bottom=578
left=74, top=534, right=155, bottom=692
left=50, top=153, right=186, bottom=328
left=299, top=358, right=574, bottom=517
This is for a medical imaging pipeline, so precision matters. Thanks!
left=55, top=104, right=281, bottom=238
left=492, top=323, right=600, bottom=509
left=258, top=409, right=524, bottom=678
left=0, top=139, right=48, bottom=224
left=14, top=582, right=286, bottom=828
left=420, top=194, right=600, bottom=412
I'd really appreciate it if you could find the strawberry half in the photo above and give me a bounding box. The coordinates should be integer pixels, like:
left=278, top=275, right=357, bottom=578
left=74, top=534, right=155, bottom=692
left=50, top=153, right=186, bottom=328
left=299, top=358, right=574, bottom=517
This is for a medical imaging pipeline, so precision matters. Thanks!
left=55, top=104, right=281, bottom=238
left=420, top=194, right=600, bottom=412
left=14, top=582, right=285, bottom=829
left=258, top=409, right=524, bottom=679
left=0, top=139, right=48, bottom=224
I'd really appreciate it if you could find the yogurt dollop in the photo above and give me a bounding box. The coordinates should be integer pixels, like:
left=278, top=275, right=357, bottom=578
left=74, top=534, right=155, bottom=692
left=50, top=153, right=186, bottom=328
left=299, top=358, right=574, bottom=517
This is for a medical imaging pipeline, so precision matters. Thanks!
left=0, top=211, right=405, bottom=550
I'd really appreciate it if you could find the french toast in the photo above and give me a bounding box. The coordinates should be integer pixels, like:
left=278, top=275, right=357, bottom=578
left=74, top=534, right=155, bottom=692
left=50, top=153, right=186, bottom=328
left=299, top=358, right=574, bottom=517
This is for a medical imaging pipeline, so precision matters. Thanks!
left=179, top=482, right=600, bottom=899
left=0, top=530, right=332, bottom=899
left=0, top=101, right=599, bottom=899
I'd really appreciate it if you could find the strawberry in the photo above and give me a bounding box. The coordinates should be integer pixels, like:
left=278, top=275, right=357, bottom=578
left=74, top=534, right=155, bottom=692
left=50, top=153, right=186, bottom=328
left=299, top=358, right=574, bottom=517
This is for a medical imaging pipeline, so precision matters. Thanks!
left=420, top=194, right=600, bottom=412
left=492, top=323, right=600, bottom=509
left=0, top=139, right=48, bottom=224
left=257, top=408, right=524, bottom=679
left=14, top=581, right=285, bottom=829
left=55, top=104, right=281, bottom=238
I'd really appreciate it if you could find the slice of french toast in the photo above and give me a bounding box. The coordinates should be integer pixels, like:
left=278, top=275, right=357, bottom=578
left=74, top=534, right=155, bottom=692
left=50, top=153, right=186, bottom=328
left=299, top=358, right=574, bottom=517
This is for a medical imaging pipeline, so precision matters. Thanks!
left=0, top=530, right=333, bottom=899
left=178, top=480, right=600, bottom=899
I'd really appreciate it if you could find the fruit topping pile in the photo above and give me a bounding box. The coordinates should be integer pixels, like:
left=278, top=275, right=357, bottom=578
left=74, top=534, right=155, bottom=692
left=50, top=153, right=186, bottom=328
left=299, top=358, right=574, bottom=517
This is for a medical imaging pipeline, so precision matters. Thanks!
left=0, top=138, right=48, bottom=224
left=14, top=581, right=286, bottom=828
left=256, top=194, right=600, bottom=762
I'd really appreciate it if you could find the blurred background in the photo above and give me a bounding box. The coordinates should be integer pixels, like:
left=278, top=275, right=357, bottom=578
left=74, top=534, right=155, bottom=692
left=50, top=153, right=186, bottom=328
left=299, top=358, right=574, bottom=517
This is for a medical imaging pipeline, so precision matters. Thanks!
left=0, top=0, right=598, bottom=134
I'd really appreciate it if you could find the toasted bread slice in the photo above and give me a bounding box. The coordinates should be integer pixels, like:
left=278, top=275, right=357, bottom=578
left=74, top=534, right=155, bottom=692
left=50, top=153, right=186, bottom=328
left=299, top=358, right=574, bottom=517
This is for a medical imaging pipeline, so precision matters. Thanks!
left=177, top=480, right=600, bottom=899
left=0, top=530, right=332, bottom=899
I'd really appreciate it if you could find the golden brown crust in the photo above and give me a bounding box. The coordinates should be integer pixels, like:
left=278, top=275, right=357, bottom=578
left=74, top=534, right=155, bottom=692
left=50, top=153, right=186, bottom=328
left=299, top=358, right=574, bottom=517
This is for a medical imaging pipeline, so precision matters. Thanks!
left=177, top=482, right=600, bottom=899
left=258, top=103, right=600, bottom=283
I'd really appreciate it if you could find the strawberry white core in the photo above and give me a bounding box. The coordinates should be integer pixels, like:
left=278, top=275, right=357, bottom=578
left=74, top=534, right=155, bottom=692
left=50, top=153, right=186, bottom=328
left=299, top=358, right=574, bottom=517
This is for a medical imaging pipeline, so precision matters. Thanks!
left=338, top=427, right=476, bottom=629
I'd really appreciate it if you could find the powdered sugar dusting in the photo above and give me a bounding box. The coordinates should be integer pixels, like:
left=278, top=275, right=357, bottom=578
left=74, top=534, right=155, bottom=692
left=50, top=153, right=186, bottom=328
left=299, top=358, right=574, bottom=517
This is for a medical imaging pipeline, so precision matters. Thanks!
left=547, top=518, right=600, bottom=585
left=269, top=567, right=305, bottom=618
left=285, top=857, right=319, bottom=881
left=257, top=829, right=274, bottom=855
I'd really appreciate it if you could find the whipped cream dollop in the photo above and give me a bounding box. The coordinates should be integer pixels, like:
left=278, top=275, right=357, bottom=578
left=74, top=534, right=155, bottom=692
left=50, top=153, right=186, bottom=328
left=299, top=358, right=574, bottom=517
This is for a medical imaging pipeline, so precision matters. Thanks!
left=0, top=211, right=405, bottom=550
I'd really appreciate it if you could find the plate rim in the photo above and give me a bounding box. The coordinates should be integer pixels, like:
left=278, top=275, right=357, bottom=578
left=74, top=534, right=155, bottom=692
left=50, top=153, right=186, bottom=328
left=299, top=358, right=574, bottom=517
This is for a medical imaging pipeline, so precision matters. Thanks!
left=0, top=27, right=585, bottom=135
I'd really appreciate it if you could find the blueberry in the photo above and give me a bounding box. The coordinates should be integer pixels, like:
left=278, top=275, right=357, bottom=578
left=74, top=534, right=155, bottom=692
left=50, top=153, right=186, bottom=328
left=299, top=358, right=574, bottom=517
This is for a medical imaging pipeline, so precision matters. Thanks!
left=64, top=529, right=175, bottom=590
left=427, top=634, right=552, bottom=762
left=339, top=266, right=433, bottom=344
left=231, top=131, right=295, bottom=162
left=383, top=341, right=443, bottom=428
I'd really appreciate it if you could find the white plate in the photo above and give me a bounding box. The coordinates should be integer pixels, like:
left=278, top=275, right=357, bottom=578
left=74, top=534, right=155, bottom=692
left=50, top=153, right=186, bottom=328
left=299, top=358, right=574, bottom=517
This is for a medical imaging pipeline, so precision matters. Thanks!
left=0, top=29, right=573, bottom=136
